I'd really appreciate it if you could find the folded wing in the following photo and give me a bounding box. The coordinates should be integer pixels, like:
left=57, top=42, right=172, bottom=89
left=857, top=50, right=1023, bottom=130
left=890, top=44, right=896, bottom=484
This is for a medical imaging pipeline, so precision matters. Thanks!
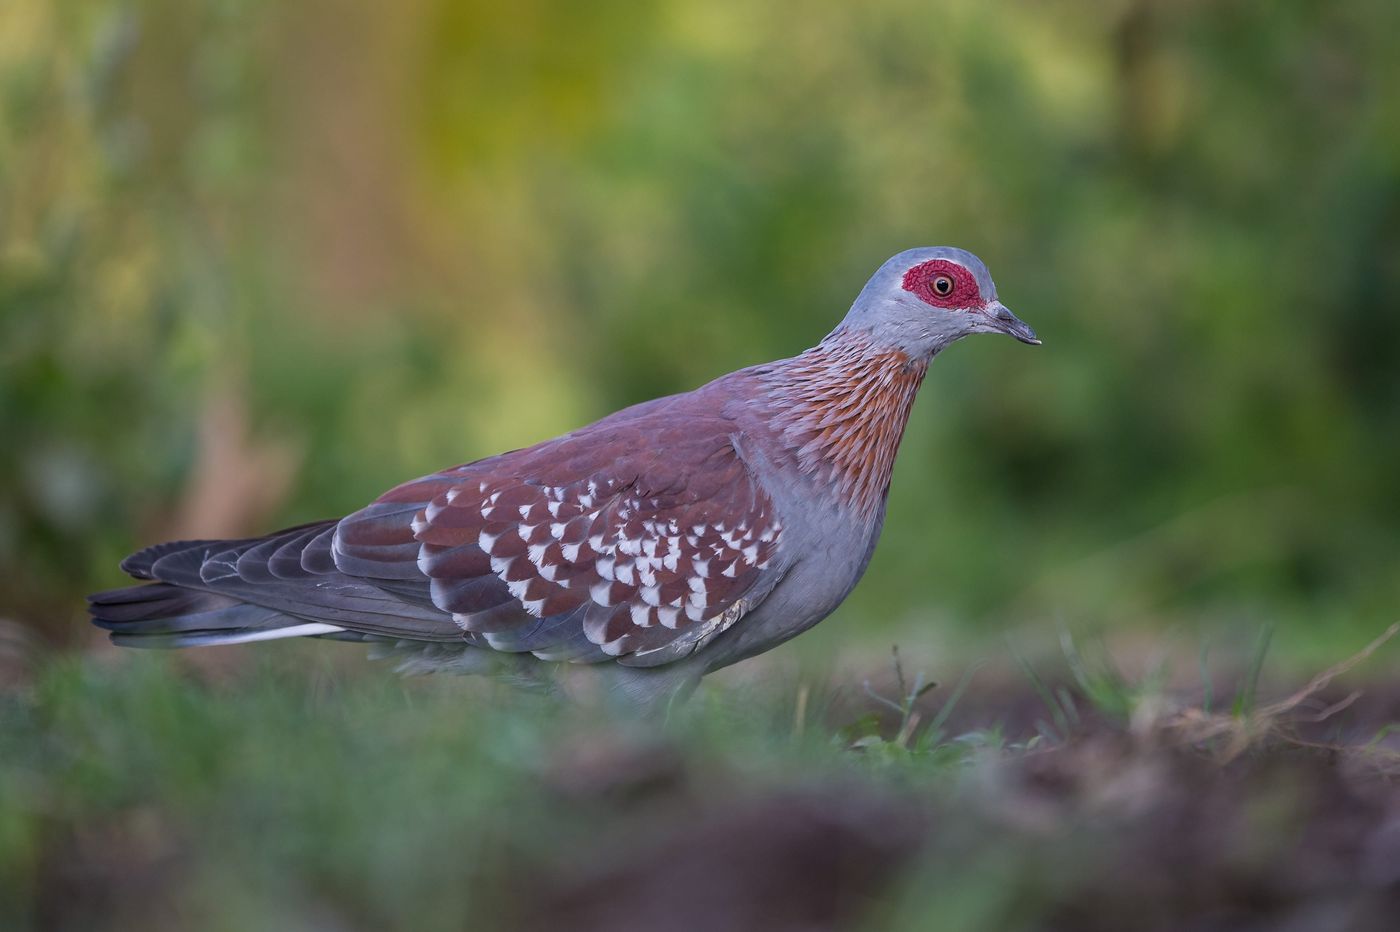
left=334, top=413, right=785, bottom=667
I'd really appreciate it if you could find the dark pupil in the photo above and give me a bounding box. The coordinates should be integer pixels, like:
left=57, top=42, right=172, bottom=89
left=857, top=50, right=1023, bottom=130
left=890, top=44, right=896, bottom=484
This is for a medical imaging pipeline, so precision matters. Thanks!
left=933, top=275, right=953, bottom=296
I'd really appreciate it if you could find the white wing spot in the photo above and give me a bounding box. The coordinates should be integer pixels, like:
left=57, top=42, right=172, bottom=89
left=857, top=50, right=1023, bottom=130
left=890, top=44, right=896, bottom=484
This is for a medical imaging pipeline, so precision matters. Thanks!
left=589, top=580, right=614, bottom=606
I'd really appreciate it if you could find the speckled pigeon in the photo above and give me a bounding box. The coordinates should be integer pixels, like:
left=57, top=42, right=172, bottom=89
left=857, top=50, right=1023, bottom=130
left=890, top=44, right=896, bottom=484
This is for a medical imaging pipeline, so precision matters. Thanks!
left=90, top=247, right=1038, bottom=701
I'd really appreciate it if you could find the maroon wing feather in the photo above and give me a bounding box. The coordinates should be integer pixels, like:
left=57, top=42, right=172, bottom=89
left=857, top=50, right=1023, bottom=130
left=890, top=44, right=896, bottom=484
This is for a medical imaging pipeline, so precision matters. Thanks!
left=333, top=412, right=784, bottom=667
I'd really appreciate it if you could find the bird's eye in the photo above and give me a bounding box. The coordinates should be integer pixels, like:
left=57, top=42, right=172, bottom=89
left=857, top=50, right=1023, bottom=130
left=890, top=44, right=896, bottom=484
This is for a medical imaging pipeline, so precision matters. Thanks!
left=931, top=274, right=955, bottom=297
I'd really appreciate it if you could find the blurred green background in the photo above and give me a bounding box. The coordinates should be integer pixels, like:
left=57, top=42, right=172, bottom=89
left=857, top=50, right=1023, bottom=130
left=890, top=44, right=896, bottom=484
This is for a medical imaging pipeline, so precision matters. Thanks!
left=3, top=0, right=1399, bottom=659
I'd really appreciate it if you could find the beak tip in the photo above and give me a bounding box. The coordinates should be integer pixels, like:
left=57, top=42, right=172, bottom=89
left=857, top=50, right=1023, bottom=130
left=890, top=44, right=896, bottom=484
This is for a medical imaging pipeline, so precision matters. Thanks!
left=987, top=302, right=1040, bottom=346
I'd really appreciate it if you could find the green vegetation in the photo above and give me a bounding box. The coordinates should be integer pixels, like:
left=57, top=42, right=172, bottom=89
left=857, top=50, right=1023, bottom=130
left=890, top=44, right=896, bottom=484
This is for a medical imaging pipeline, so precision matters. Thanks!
left=3, top=631, right=1398, bottom=931
left=4, top=0, right=1399, bottom=651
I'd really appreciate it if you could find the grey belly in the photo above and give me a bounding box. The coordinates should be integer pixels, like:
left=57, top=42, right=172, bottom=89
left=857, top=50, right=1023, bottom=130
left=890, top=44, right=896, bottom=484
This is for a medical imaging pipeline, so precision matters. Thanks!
left=696, top=521, right=879, bottom=673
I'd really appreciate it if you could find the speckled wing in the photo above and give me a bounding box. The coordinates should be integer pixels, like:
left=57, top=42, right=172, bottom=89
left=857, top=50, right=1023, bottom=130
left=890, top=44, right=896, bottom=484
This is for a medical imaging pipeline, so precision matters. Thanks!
left=333, top=414, right=785, bottom=667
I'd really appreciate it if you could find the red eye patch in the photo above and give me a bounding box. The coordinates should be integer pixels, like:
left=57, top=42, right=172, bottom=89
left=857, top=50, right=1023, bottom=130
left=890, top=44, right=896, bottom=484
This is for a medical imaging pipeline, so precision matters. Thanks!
left=901, top=259, right=985, bottom=309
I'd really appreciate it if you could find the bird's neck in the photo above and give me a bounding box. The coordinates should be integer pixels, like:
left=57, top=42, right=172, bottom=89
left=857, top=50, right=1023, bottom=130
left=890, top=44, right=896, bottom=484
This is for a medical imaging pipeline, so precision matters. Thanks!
left=760, top=326, right=929, bottom=517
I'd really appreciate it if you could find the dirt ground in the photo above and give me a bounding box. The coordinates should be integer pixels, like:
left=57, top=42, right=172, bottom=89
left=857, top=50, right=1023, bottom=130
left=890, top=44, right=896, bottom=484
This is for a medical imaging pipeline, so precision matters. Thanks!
left=7, top=629, right=1400, bottom=932
left=508, top=682, right=1400, bottom=932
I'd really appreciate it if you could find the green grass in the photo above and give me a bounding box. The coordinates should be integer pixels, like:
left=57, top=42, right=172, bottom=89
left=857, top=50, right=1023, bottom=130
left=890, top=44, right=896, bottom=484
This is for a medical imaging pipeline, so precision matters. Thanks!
left=4, top=630, right=1399, bottom=932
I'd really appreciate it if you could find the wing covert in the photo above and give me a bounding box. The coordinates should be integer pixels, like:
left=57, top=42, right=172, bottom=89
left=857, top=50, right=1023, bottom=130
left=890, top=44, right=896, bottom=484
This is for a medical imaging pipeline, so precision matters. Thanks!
left=334, top=416, right=785, bottom=666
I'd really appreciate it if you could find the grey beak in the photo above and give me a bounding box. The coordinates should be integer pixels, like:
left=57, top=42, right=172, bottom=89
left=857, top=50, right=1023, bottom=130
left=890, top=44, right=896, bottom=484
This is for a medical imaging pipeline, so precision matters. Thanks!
left=986, top=302, right=1040, bottom=345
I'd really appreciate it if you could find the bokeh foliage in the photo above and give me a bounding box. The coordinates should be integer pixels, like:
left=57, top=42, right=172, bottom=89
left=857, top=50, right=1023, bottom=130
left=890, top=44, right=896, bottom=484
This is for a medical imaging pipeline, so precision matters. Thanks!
left=3, top=0, right=1399, bottom=654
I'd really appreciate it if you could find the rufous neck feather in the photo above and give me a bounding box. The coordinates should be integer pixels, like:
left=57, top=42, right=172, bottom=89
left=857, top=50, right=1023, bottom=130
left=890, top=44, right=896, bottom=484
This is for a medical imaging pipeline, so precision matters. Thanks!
left=762, top=327, right=928, bottom=517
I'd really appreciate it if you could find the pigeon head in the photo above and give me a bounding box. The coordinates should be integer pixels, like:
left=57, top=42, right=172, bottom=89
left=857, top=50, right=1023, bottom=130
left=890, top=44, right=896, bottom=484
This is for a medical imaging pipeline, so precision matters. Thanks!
left=841, top=247, right=1039, bottom=356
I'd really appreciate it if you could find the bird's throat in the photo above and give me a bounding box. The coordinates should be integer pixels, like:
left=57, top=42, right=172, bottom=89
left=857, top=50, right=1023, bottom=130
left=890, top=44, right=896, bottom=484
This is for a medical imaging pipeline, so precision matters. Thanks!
left=762, top=328, right=929, bottom=517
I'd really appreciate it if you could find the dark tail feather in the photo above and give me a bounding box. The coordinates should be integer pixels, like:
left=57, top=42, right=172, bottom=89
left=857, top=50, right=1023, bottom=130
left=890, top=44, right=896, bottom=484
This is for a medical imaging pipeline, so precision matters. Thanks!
left=92, top=520, right=466, bottom=649
left=88, top=582, right=340, bottom=649
left=120, top=539, right=229, bottom=580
